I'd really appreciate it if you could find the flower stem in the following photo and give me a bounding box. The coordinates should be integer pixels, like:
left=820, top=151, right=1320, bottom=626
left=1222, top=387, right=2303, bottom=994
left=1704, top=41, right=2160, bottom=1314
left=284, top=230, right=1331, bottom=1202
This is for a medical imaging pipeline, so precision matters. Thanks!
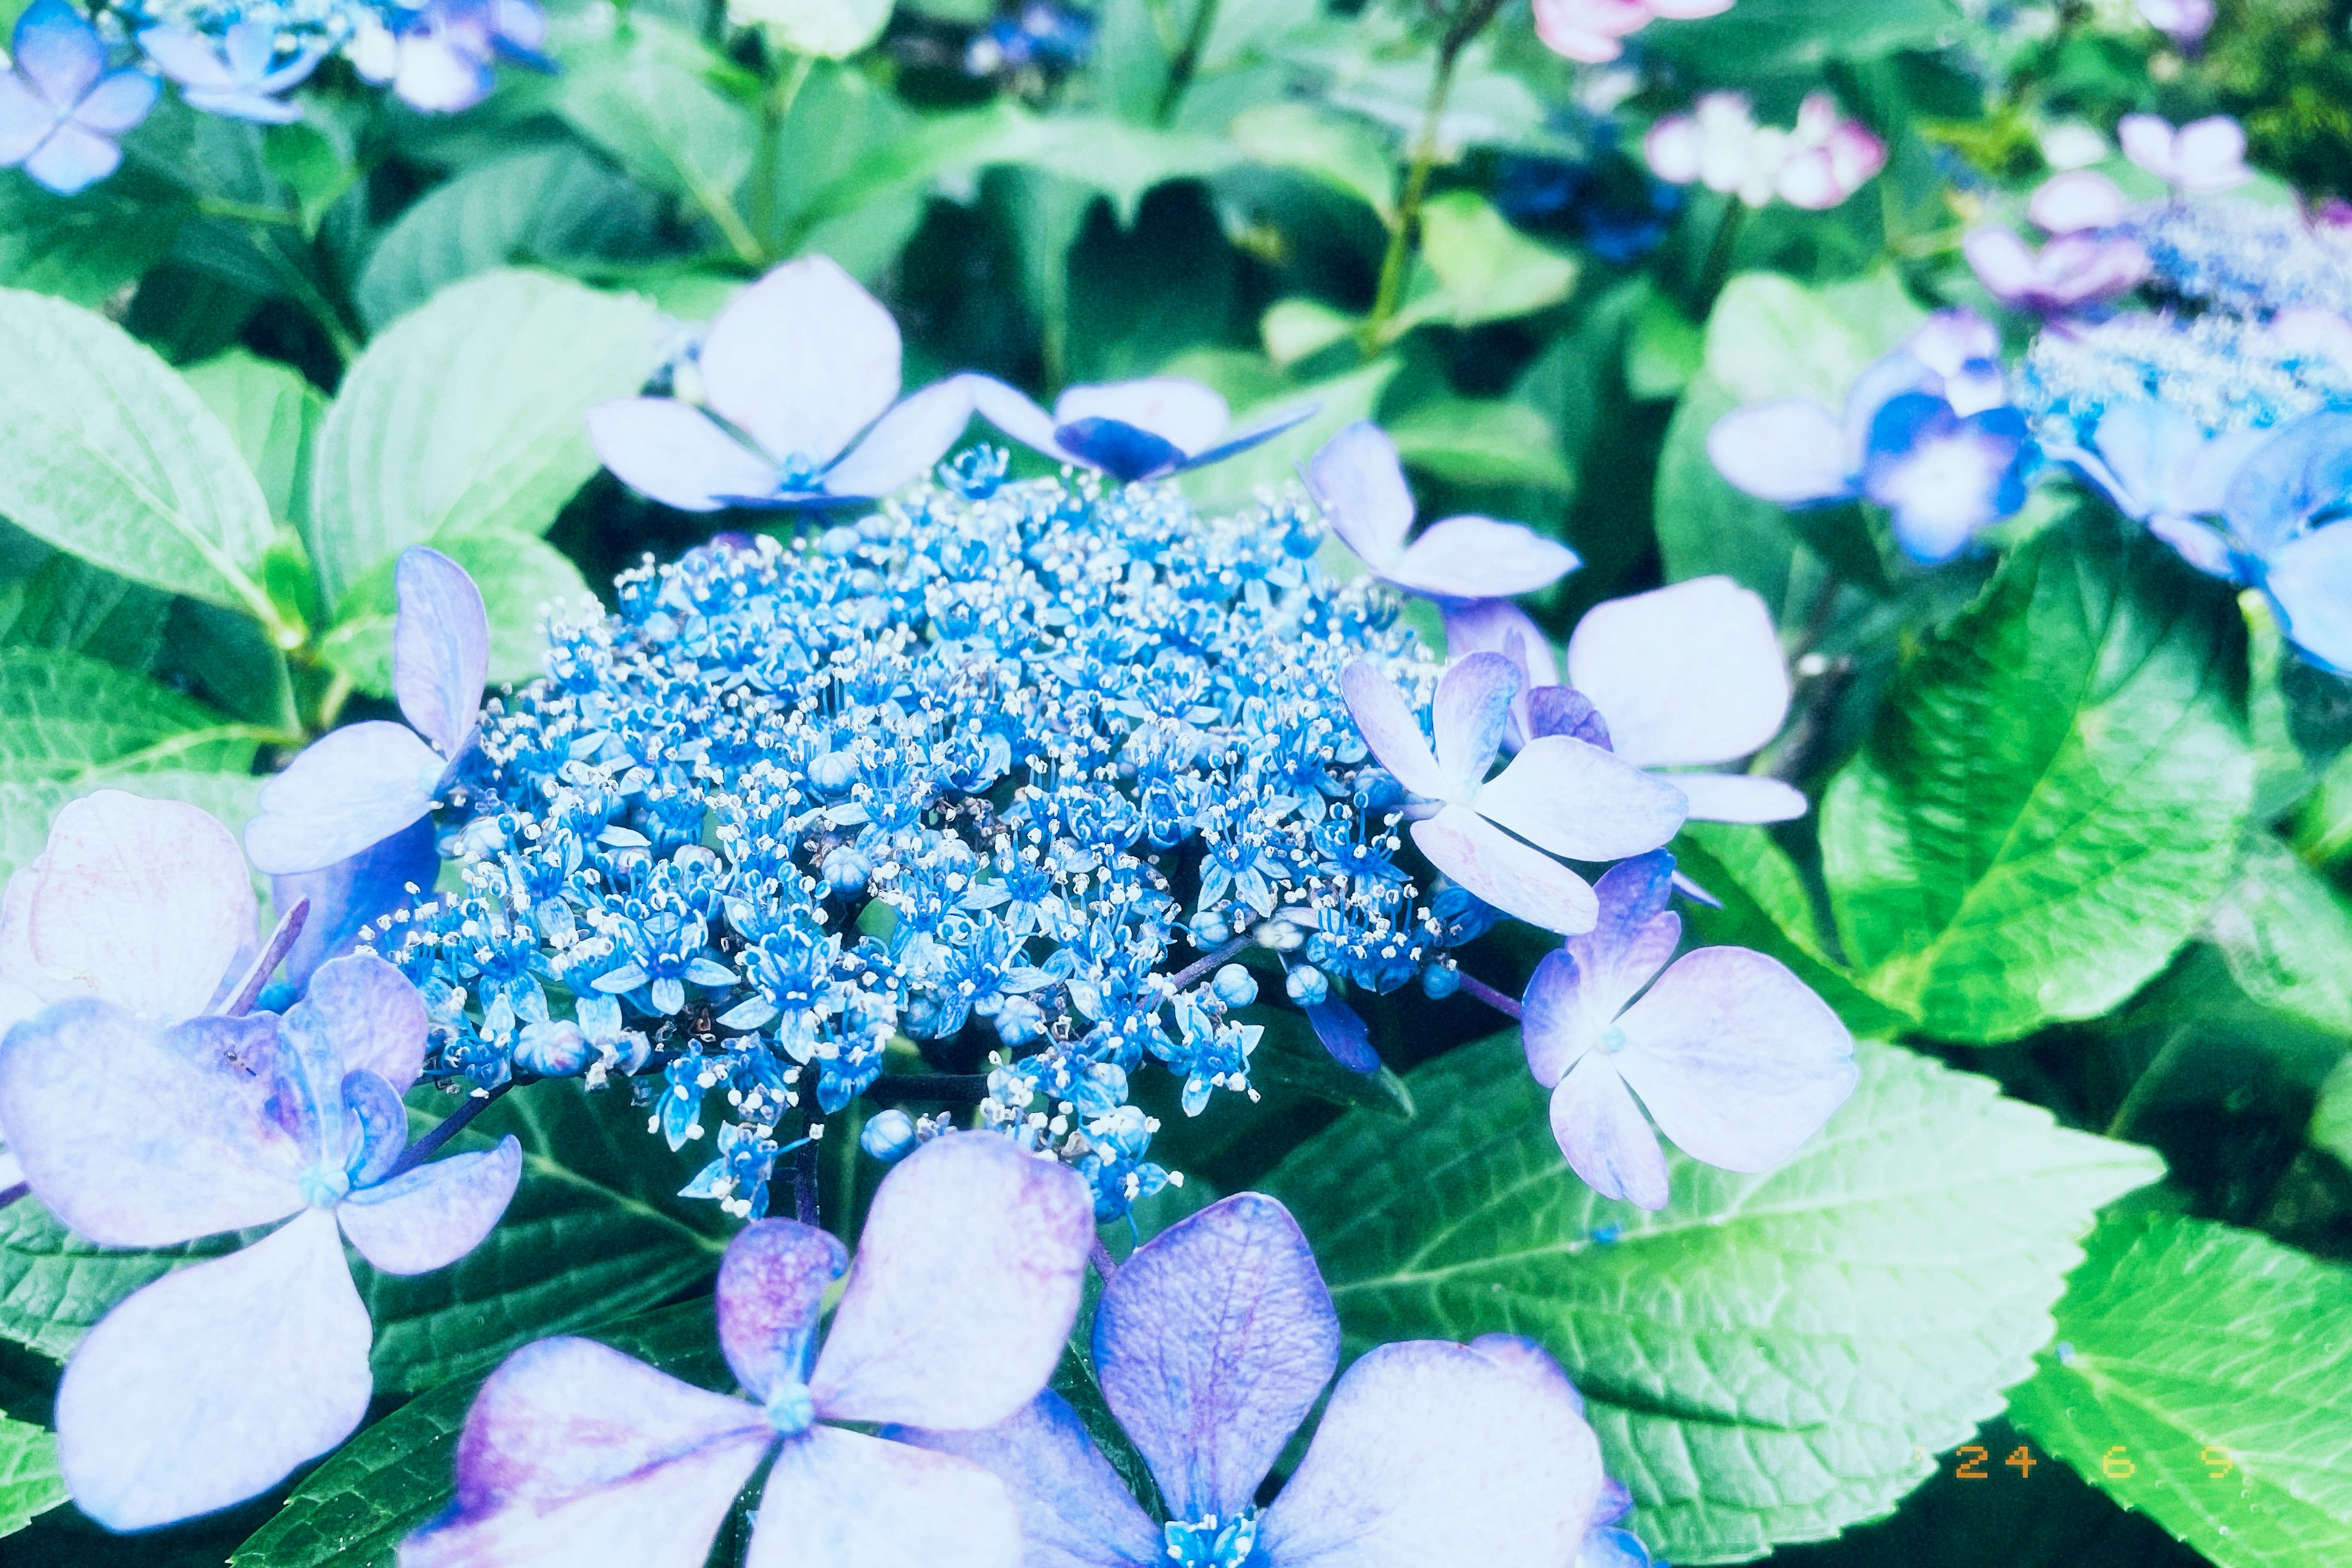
left=1455, top=970, right=1522, bottom=1022
left=1162, top=934, right=1253, bottom=994
left=386, top=1082, right=514, bottom=1181
left=748, top=50, right=815, bottom=250
left=1691, top=194, right=1749, bottom=312
left=1155, top=0, right=1221, bottom=125
left=1361, top=0, right=1506, bottom=347
left=864, top=1073, right=990, bottom=1104
left=793, top=1138, right=821, bottom=1227
left=221, top=898, right=310, bottom=1017
left=1089, top=1235, right=1119, bottom=1282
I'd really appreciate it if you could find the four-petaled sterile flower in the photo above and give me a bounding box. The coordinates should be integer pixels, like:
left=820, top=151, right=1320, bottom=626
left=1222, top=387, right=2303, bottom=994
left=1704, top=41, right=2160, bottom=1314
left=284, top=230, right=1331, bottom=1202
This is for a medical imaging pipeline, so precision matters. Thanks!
left=1520, top=851, right=1856, bottom=1208
left=971, top=376, right=1312, bottom=484
left=0, top=0, right=159, bottom=195
left=1645, top=91, right=1885, bottom=213
left=904, top=1192, right=1614, bottom=1568
left=1341, top=654, right=1686, bottom=934
left=400, top=1132, right=1095, bottom=1567
left=138, top=20, right=325, bottom=124
left=1307, top=421, right=1581, bottom=600
left=588, top=257, right=986, bottom=512
left=1964, top=224, right=2150, bottom=315
left=246, top=546, right=488, bottom=877
left=2118, top=113, right=2250, bottom=195
left=347, top=0, right=549, bottom=115
left=2028, top=170, right=2129, bottom=235
left=0, top=952, right=521, bottom=1528
left=1532, top=0, right=1732, bottom=64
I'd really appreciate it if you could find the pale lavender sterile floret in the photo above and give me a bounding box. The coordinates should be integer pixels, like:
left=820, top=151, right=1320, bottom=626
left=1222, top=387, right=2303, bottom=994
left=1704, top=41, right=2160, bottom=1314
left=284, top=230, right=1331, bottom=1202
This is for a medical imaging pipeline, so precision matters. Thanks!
left=1306, top=421, right=1581, bottom=601
left=968, top=375, right=1316, bottom=484
left=0, top=0, right=158, bottom=194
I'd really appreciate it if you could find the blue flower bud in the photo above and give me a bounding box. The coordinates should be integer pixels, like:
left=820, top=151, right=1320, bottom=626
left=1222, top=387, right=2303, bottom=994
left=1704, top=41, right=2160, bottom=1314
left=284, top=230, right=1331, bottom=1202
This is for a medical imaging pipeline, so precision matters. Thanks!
left=1191, top=911, right=1231, bottom=946
left=1284, top=964, right=1329, bottom=1007
left=860, top=1109, right=919, bottom=1163
left=821, top=845, right=870, bottom=894
left=1419, top=962, right=1461, bottom=1000
left=1210, top=963, right=1257, bottom=1008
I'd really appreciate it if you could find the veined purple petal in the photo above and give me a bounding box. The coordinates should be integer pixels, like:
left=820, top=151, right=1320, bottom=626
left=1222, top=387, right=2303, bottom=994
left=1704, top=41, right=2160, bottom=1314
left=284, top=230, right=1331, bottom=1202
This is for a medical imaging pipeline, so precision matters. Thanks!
left=1340, top=660, right=1449, bottom=801
left=20, top=117, right=118, bottom=194
left=2263, top=524, right=2352, bottom=675
left=1566, top=850, right=1679, bottom=1009
left=1256, top=1340, right=1602, bottom=1568
left=138, top=24, right=237, bottom=89
left=1093, top=1193, right=1339, bottom=1522
left=245, top=721, right=445, bottom=876
left=394, top=547, right=489, bottom=761
left=272, top=816, right=440, bottom=992
left=809, top=1133, right=1093, bottom=1430
left=893, top=1392, right=1162, bottom=1568
left=1564, top=576, right=1791, bottom=768
left=1055, top=379, right=1229, bottom=456
left=402, top=1338, right=769, bottom=1568
left=585, top=398, right=783, bottom=513
left=72, top=66, right=159, bottom=132
left=1304, top=422, right=1415, bottom=568
left=1527, top=685, right=1613, bottom=749
left=821, top=375, right=982, bottom=500
left=1411, top=805, right=1597, bottom=935
left=1670, top=771, right=1809, bottom=823
left=1303, top=997, right=1377, bottom=1072
left=56, top=1209, right=371, bottom=1530
left=1706, top=401, right=1853, bottom=505
left=715, top=1219, right=847, bottom=1403
left=0, top=1003, right=306, bottom=1246
left=12, top=0, right=102, bottom=110
left=339, top=1137, right=521, bottom=1275
left=1521, top=948, right=1601, bottom=1088
left=1548, top=1055, right=1671, bottom=1208
left=1474, top=736, right=1689, bottom=861
left=1431, top=652, right=1519, bottom=791
left=745, top=1428, right=1023, bottom=1568
left=700, top=256, right=900, bottom=467
left=288, top=952, right=430, bottom=1093
left=1613, top=946, right=1858, bottom=1174
left=17, top=791, right=255, bottom=1024
left=1385, top=516, right=1580, bottom=601
left=1446, top=600, right=1556, bottom=751
left=0, top=75, right=51, bottom=166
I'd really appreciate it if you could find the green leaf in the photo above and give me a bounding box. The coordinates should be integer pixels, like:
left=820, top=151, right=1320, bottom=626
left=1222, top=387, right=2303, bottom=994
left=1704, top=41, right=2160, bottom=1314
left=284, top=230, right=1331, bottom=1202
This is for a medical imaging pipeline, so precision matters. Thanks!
left=1166, top=353, right=1397, bottom=513
left=1243, top=1008, right=1414, bottom=1121
left=228, top=1301, right=728, bottom=1568
left=353, top=146, right=663, bottom=332
left=306, top=269, right=663, bottom=612
left=0, top=287, right=277, bottom=620
left=362, top=1079, right=731, bottom=1393
left=0, top=646, right=258, bottom=782
left=1704, top=269, right=1924, bottom=407
left=1820, top=524, right=2253, bottom=1042
left=0, top=171, right=187, bottom=306
left=1654, top=372, right=1808, bottom=608
left=320, top=530, right=595, bottom=698
left=181, top=349, right=325, bottom=532
left=1267, top=1033, right=2162, bottom=1564
left=1019, top=116, right=1238, bottom=227
left=2007, top=1212, right=2352, bottom=1567
left=0, top=1196, right=251, bottom=1359
left=1385, top=397, right=1575, bottom=492
left=1646, top=0, right=1963, bottom=77
left=0, top=535, right=172, bottom=672
left=556, top=18, right=760, bottom=251
left=2313, top=1054, right=2352, bottom=1170
left=0, top=769, right=263, bottom=883
left=0, top=1409, right=67, bottom=1536
left=2201, top=834, right=2352, bottom=1038
left=1226, top=101, right=1395, bottom=222
left=1398, top=192, right=1575, bottom=330
left=1259, top=297, right=1358, bottom=369
left=1624, top=288, right=1704, bottom=402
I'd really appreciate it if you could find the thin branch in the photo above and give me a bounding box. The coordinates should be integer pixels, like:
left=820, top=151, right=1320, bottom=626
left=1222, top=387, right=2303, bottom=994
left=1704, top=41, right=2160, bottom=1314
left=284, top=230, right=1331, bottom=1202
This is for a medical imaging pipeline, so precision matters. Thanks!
left=1162, top=934, right=1253, bottom=995
left=1090, top=1235, right=1119, bottom=1282
left=385, top=1082, right=514, bottom=1180
left=220, top=898, right=310, bottom=1017
left=864, top=1073, right=991, bottom=1104
left=1455, top=970, right=1522, bottom=1022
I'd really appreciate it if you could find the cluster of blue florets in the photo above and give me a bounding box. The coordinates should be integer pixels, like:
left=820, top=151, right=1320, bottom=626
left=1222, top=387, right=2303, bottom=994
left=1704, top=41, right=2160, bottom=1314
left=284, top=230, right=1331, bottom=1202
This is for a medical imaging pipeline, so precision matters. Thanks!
left=383, top=461, right=1464, bottom=1221
left=2119, top=198, right=2352, bottom=318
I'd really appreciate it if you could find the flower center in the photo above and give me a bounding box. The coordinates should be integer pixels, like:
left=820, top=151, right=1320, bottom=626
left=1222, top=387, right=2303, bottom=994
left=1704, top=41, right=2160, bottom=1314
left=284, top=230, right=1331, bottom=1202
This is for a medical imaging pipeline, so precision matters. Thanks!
left=763, top=1380, right=815, bottom=1436
left=1599, top=1025, right=1629, bottom=1054
left=299, top=1166, right=352, bottom=1208
left=1164, top=1509, right=1259, bottom=1568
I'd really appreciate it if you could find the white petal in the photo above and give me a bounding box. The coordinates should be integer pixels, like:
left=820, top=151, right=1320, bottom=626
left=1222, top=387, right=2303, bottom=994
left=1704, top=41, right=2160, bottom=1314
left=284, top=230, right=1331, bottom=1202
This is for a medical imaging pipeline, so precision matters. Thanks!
left=1565, top=576, right=1792, bottom=766
left=699, top=256, right=901, bottom=467
left=745, top=1428, right=1022, bottom=1568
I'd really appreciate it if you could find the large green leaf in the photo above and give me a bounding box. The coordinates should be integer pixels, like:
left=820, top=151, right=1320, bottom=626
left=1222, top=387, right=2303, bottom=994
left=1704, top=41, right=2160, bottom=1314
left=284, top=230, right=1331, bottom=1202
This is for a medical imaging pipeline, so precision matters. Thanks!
left=2199, top=833, right=2352, bottom=1038
left=555, top=18, right=759, bottom=252
left=1704, top=269, right=1924, bottom=408
left=181, top=349, right=326, bottom=532
left=0, top=1409, right=67, bottom=1536
left=1267, top=1034, right=2162, bottom=1564
left=0, top=288, right=276, bottom=620
left=0, top=1197, right=251, bottom=1360
left=0, top=172, right=187, bottom=307
left=1385, top=397, right=1575, bottom=493
left=0, top=769, right=263, bottom=883
left=0, top=646, right=258, bottom=782
left=228, top=1301, right=728, bottom=1568
left=306, top=269, right=663, bottom=611
left=1646, top=0, right=1962, bottom=77
left=1819, top=524, right=2253, bottom=1042
left=2007, top=1212, right=2352, bottom=1567
left=321, top=530, right=595, bottom=699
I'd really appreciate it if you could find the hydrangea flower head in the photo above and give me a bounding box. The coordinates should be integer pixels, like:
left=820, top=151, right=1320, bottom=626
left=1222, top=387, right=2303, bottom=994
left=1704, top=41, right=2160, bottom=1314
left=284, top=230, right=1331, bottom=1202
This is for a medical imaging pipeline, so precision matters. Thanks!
left=1532, top=0, right=1732, bottom=65
left=2138, top=0, right=2214, bottom=48
left=138, top=18, right=325, bottom=122
left=589, top=257, right=987, bottom=512
left=349, top=0, right=547, bottom=114
left=2119, top=197, right=2352, bottom=318
left=2217, top=410, right=2352, bottom=671
left=400, top=1131, right=1095, bottom=1567
left=971, top=376, right=1313, bottom=484
left=0, top=950, right=521, bottom=1528
left=2019, top=309, right=2352, bottom=445
left=1306, top=421, right=1580, bottom=600
left=0, top=0, right=159, bottom=195
left=903, top=1191, right=1616, bottom=1568
left=246, top=545, right=488, bottom=876
left=1521, top=851, right=1857, bottom=1208
left=2119, top=113, right=2250, bottom=195
left=1644, top=91, right=1884, bottom=212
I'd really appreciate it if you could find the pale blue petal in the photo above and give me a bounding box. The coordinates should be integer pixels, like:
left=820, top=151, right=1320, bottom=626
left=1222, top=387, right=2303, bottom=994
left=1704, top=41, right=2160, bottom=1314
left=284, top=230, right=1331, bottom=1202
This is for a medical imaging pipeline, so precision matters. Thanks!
left=1411, top=804, right=1597, bottom=935
left=1430, top=651, right=1518, bottom=791
left=2264, top=524, right=2352, bottom=675
left=699, top=255, right=900, bottom=466
left=1668, top=771, right=1809, bottom=824
left=1706, top=400, right=1853, bottom=505
left=392, top=33, right=492, bottom=113
left=1473, top=736, right=1688, bottom=861
left=288, top=952, right=430, bottom=1094
left=1563, top=576, right=1790, bottom=768
left=138, top=25, right=236, bottom=89
left=339, top=1136, right=521, bottom=1274
left=0, top=75, right=53, bottom=165
left=1054, top=379, right=1228, bottom=455
left=585, top=397, right=783, bottom=513
left=892, top=1392, right=1161, bottom=1568
left=272, top=816, right=440, bottom=992
left=1303, top=421, right=1415, bottom=568
left=1339, top=660, right=1448, bottom=801
left=71, top=67, right=159, bottom=132
left=2228, top=410, right=2352, bottom=557
left=181, top=83, right=300, bottom=121
left=245, top=720, right=444, bottom=876
left=21, top=118, right=119, bottom=193
left=1548, top=1054, right=1670, bottom=1209
left=394, top=546, right=489, bottom=760
left=12, top=0, right=102, bottom=110
left=714, top=1218, right=846, bottom=1402
left=1385, top=516, right=1580, bottom=600
left=967, top=376, right=1070, bottom=461
left=745, top=1428, right=1022, bottom=1568
left=822, top=375, right=982, bottom=499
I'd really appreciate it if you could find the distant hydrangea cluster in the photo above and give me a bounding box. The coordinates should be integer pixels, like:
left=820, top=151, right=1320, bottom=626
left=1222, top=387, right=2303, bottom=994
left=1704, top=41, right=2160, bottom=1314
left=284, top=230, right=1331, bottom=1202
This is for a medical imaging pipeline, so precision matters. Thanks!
left=2120, top=197, right=2352, bottom=317
left=381, top=466, right=1459, bottom=1224
left=2019, top=309, right=2352, bottom=445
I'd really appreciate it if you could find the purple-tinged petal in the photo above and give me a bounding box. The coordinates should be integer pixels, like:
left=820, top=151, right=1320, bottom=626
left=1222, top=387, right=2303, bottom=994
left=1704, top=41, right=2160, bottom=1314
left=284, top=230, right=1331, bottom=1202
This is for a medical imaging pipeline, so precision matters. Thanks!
left=2263, top=524, right=2352, bottom=676
left=1706, top=400, right=1853, bottom=505
left=56, top=1209, right=371, bottom=1530
left=1548, top=1055, right=1671, bottom=1209
left=2149, top=514, right=2242, bottom=579
left=12, top=0, right=102, bottom=110
left=289, top=952, right=429, bottom=1093
left=181, top=84, right=301, bottom=122
left=1339, top=660, right=1449, bottom=801
left=0, top=75, right=51, bottom=165
left=585, top=398, right=783, bottom=513
left=1613, top=946, right=1858, bottom=1174
left=1303, top=997, right=1376, bottom=1072
left=401, top=1338, right=769, bottom=1568
left=245, top=721, right=445, bottom=876
left=20, top=118, right=118, bottom=194
left=339, top=1137, right=521, bottom=1275
left=0, top=1144, right=20, bottom=1189
left=1564, top=576, right=1791, bottom=768
left=1053, top=418, right=1185, bottom=483
left=967, top=377, right=1072, bottom=462
left=809, top=1133, right=1093, bottom=1430
left=1257, top=1340, right=1602, bottom=1568
left=1468, top=1332, right=1585, bottom=1414
left=340, top=1068, right=409, bottom=1188
left=1431, top=651, right=1519, bottom=790
left=272, top=816, right=440, bottom=993
left=1566, top=850, right=1679, bottom=1010
left=1411, top=804, right=1597, bottom=935
left=1304, top=421, right=1415, bottom=567
left=746, top=1427, right=1022, bottom=1568
left=71, top=67, right=158, bottom=132
left=700, top=256, right=900, bottom=467
left=1446, top=600, right=1557, bottom=750
left=392, top=31, right=492, bottom=113
left=2029, top=169, right=2128, bottom=234
left=394, top=546, right=489, bottom=760
left=821, top=375, right=982, bottom=499
left=2227, top=410, right=2352, bottom=556
left=1528, top=685, right=1613, bottom=748
left=18, top=791, right=255, bottom=1023
left=2173, top=115, right=2252, bottom=192
left=1962, top=225, right=2040, bottom=308
left=1521, top=947, right=1601, bottom=1088
left=1385, top=516, right=1580, bottom=601
left=1055, top=379, right=1229, bottom=456
left=1093, top=1193, right=1339, bottom=1522
left=1670, top=772, right=1809, bottom=823
left=1474, top=736, right=1689, bottom=861
left=138, top=24, right=236, bottom=89
left=715, top=1219, right=846, bottom=1403
left=892, top=1392, right=1162, bottom=1568
left=0, top=1003, right=305, bottom=1245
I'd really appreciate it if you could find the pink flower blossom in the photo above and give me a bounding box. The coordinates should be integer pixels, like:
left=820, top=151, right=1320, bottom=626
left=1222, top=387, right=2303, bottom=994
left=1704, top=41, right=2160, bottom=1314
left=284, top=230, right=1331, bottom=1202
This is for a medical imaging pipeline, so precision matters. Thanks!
left=1532, top=0, right=1733, bottom=64
left=1645, top=92, right=1883, bottom=211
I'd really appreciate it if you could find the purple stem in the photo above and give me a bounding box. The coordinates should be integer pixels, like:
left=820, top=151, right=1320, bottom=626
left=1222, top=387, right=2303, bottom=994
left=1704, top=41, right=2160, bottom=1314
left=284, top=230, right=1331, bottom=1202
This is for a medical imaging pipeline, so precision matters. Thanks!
left=1163, top=934, right=1253, bottom=995
left=793, top=1139, right=821, bottom=1227
left=383, top=1081, right=513, bottom=1181
left=865, top=1073, right=989, bottom=1104
left=221, top=897, right=310, bottom=1018
left=0, top=1183, right=24, bottom=1212
left=1089, top=1235, right=1118, bottom=1283
left=1456, top=970, right=1523, bottom=1022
